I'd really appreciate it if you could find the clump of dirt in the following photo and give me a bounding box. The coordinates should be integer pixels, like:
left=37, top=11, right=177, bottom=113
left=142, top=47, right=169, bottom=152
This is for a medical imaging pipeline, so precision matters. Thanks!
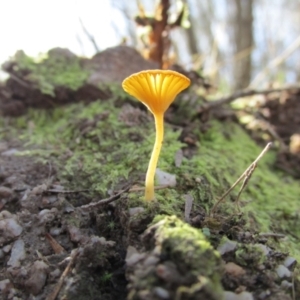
left=126, top=216, right=223, bottom=300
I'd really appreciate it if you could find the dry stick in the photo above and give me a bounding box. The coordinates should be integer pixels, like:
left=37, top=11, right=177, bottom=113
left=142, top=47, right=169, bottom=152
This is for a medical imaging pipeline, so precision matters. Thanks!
left=129, top=184, right=170, bottom=192
left=197, top=85, right=300, bottom=114
left=45, top=189, right=90, bottom=194
left=46, top=249, right=79, bottom=300
left=78, top=17, right=100, bottom=53
left=235, top=162, right=256, bottom=212
left=210, top=142, right=272, bottom=216
left=79, top=184, right=132, bottom=211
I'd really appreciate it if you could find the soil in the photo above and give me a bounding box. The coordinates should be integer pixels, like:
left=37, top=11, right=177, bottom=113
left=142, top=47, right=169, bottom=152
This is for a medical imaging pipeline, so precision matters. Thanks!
left=0, top=47, right=299, bottom=300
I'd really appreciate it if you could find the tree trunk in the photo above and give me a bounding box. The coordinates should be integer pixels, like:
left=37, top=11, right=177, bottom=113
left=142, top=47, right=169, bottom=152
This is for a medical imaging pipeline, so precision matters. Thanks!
left=231, top=0, right=254, bottom=90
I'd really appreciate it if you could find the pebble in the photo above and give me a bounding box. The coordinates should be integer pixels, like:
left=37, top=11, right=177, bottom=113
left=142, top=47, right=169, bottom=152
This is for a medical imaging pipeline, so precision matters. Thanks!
left=38, top=208, right=57, bottom=224
left=224, top=262, right=246, bottom=277
left=281, top=280, right=293, bottom=289
left=129, top=207, right=145, bottom=216
left=154, top=287, right=170, bottom=299
left=0, top=214, right=23, bottom=244
left=1, top=149, right=20, bottom=156
left=283, top=256, right=297, bottom=270
left=224, top=291, right=254, bottom=300
left=155, top=168, right=176, bottom=187
left=255, top=243, right=269, bottom=256
left=0, top=186, right=13, bottom=199
left=0, top=279, right=12, bottom=295
left=7, top=239, right=26, bottom=267
left=126, top=252, right=145, bottom=267
left=217, top=239, right=237, bottom=255
left=276, top=264, right=291, bottom=278
left=25, top=260, right=49, bottom=295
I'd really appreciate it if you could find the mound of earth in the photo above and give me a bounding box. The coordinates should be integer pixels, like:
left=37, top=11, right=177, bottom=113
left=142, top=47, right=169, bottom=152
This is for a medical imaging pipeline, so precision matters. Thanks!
left=0, top=47, right=299, bottom=300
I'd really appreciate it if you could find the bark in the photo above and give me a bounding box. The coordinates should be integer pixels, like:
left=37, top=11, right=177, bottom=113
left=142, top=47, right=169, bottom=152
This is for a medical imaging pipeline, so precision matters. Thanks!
left=231, top=0, right=254, bottom=90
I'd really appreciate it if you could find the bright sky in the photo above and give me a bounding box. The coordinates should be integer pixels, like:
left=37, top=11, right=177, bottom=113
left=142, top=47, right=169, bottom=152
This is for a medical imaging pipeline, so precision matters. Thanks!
left=0, top=0, right=126, bottom=64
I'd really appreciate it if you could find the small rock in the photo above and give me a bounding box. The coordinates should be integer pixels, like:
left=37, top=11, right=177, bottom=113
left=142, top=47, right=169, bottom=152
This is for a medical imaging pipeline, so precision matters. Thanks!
left=0, top=186, right=13, bottom=199
left=281, top=280, right=293, bottom=289
left=224, top=291, right=254, bottom=300
left=0, top=279, right=12, bottom=296
left=0, top=214, right=23, bottom=244
left=3, top=244, right=12, bottom=253
left=126, top=246, right=146, bottom=267
left=0, top=142, right=8, bottom=152
left=68, top=225, right=89, bottom=244
left=283, top=256, right=297, bottom=270
left=31, top=184, right=48, bottom=195
left=217, top=239, right=237, bottom=255
left=1, top=149, right=20, bottom=156
left=143, top=255, right=160, bottom=267
left=50, top=227, right=63, bottom=236
left=25, top=260, right=49, bottom=295
left=156, top=262, right=181, bottom=283
left=184, top=194, right=193, bottom=223
left=7, top=239, right=26, bottom=267
left=129, top=207, right=145, bottom=216
left=154, top=287, right=170, bottom=299
left=224, top=262, right=246, bottom=277
left=38, top=208, right=57, bottom=224
left=255, top=243, right=269, bottom=256
left=174, top=149, right=183, bottom=167
left=257, top=290, right=271, bottom=299
left=155, top=169, right=176, bottom=187
left=276, top=264, right=291, bottom=278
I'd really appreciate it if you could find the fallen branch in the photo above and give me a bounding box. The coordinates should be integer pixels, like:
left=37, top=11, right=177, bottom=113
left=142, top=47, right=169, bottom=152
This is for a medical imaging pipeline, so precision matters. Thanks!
left=197, top=85, right=300, bottom=114
left=210, top=142, right=272, bottom=216
left=46, top=249, right=79, bottom=300
left=79, top=183, right=132, bottom=211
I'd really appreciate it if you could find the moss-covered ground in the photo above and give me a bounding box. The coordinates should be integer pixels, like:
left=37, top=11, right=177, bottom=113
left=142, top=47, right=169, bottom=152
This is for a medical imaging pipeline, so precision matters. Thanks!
left=1, top=49, right=299, bottom=298
left=2, top=86, right=299, bottom=262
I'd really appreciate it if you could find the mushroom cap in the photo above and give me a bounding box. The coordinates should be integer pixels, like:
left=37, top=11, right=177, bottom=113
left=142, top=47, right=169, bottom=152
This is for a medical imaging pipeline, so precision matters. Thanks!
left=122, top=70, right=191, bottom=115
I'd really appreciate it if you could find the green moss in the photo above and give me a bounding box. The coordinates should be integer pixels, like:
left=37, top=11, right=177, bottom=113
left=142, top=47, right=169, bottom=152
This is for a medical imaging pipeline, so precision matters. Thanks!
left=157, top=216, right=221, bottom=277
left=5, top=83, right=300, bottom=263
left=12, top=50, right=89, bottom=96
left=141, top=216, right=224, bottom=299
left=235, top=244, right=267, bottom=267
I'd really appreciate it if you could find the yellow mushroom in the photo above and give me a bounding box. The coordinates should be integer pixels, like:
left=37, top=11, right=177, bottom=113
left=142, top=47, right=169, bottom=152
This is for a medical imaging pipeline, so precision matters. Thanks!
left=122, top=70, right=191, bottom=200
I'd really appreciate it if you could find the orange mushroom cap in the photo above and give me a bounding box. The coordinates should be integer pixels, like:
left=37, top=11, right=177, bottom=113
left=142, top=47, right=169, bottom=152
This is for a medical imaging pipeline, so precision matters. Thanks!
left=122, top=70, right=191, bottom=115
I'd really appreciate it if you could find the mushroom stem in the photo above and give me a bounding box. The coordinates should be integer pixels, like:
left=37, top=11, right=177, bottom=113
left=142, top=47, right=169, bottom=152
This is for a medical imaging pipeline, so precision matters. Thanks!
left=145, top=113, right=164, bottom=201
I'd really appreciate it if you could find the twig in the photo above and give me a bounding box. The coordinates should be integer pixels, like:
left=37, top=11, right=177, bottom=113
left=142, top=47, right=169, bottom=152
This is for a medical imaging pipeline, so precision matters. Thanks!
left=235, top=162, right=256, bottom=212
left=292, top=271, right=296, bottom=300
left=129, top=184, right=170, bottom=192
left=44, top=189, right=89, bottom=194
left=79, top=184, right=132, bottom=211
left=210, top=142, right=272, bottom=216
left=197, top=85, right=300, bottom=114
left=45, top=233, right=66, bottom=254
left=46, top=249, right=79, bottom=300
left=258, top=232, right=286, bottom=238
left=8, top=73, right=31, bottom=88
left=78, top=17, right=100, bottom=53
left=184, top=194, right=194, bottom=223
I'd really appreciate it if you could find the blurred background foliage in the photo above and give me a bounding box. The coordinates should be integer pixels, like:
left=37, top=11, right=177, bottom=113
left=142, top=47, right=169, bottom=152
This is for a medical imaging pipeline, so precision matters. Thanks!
left=1, top=0, right=300, bottom=92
